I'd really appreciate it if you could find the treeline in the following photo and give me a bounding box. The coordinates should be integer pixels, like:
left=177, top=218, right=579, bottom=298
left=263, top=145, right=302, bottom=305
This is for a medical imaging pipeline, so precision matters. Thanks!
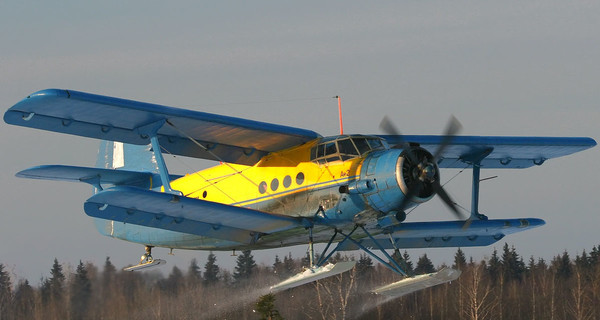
left=1, top=243, right=600, bottom=319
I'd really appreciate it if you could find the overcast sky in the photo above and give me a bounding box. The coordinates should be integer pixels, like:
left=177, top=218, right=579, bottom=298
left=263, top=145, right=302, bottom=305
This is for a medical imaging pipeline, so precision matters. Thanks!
left=1, top=1, right=598, bottom=283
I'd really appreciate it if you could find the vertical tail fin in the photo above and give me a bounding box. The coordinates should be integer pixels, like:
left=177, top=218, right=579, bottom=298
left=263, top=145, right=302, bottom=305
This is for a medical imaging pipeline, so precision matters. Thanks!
left=93, top=141, right=159, bottom=237
left=95, top=141, right=159, bottom=173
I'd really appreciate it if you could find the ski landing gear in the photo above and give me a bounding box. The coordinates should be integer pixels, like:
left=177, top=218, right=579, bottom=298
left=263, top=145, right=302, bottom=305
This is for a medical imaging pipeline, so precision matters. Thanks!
left=123, top=246, right=166, bottom=272
left=270, top=226, right=356, bottom=293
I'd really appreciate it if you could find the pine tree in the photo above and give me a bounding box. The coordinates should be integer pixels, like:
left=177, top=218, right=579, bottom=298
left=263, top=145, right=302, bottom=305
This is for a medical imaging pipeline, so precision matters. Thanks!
left=590, top=244, right=600, bottom=265
left=272, top=255, right=285, bottom=278
left=187, top=258, right=202, bottom=284
left=203, top=252, right=220, bottom=285
left=70, top=261, right=92, bottom=320
left=101, top=256, right=116, bottom=298
left=13, top=279, right=34, bottom=319
left=40, top=277, right=51, bottom=306
left=575, top=250, right=591, bottom=271
left=256, top=293, right=283, bottom=320
left=0, top=264, right=12, bottom=319
left=414, top=254, right=436, bottom=275
left=160, top=266, right=185, bottom=294
left=403, top=250, right=415, bottom=274
left=453, top=248, right=467, bottom=270
left=487, top=248, right=501, bottom=283
left=554, top=250, right=572, bottom=279
left=233, top=250, right=257, bottom=282
left=102, top=257, right=116, bottom=282
left=50, top=258, right=65, bottom=300
left=501, top=243, right=525, bottom=282
left=282, top=253, right=296, bottom=277
left=356, top=254, right=374, bottom=273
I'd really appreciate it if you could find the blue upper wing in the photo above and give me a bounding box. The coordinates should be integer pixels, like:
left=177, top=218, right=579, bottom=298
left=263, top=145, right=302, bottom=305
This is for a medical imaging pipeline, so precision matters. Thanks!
left=379, top=135, right=596, bottom=168
left=4, top=89, right=321, bottom=165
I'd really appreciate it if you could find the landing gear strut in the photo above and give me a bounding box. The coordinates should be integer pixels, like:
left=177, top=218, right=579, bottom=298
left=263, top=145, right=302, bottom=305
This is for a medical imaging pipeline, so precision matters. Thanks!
left=140, top=246, right=154, bottom=264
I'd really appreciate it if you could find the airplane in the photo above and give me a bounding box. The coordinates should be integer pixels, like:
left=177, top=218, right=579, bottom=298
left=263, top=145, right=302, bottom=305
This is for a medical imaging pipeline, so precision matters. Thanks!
left=4, top=89, right=596, bottom=296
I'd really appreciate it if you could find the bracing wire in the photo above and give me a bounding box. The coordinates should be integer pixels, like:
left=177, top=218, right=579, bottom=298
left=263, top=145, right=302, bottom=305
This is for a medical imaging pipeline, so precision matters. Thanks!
left=164, top=120, right=288, bottom=207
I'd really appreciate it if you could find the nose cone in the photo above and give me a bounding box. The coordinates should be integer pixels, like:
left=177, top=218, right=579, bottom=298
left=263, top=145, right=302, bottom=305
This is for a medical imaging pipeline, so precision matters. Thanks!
left=420, top=163, right=436, bottom=182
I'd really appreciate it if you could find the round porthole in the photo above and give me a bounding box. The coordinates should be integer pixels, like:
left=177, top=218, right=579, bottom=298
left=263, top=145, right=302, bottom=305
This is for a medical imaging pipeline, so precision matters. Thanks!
left=271, top=178, right=279, bottom=191
left=283, top=175, right=292, bottom=188
left=296, top=172, right=305, bottom=185
left=202, top=191, right=207, bottom=198
left=258, top=181, right=267, bottom=194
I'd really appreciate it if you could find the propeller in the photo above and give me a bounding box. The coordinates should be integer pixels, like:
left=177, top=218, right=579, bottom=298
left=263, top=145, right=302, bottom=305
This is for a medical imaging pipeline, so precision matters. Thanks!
left=379, top=115, right=464, bottom=219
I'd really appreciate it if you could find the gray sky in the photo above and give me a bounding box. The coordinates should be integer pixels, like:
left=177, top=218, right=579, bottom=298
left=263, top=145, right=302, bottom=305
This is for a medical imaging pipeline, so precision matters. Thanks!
left=1, top=1, right=598, bottom=283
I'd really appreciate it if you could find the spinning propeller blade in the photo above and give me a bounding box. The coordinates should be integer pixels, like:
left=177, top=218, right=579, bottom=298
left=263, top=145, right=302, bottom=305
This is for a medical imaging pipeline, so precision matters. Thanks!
left=380, top=115, right=465, bottom=219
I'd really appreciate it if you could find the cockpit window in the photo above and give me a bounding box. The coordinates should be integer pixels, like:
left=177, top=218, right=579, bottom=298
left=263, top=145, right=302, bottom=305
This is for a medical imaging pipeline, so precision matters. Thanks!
left=310, top=135, right=387, bottom=164
left=353, top=138, right=371, bottom=155
left=338, top=139, right=358, bottom=155
left=324, top=142, right=337, bottom=156
left=367, top=138, right=383, bottom=150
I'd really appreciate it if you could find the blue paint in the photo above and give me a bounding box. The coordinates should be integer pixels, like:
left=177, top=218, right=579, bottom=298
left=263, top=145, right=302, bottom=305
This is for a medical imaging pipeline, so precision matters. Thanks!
left=4, top=89, right=321, bottom=165
left=5, top=89, right=596, bottom=254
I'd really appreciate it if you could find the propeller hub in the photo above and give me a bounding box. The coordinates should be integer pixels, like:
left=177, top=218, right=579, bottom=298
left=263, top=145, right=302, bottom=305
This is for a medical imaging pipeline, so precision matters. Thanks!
left=419, top=162, right=436, bottom=182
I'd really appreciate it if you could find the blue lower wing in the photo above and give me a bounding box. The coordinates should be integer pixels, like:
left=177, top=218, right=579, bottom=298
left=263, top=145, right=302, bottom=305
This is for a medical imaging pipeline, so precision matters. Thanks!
left=339, top=218, right=545, bottom=250
left=84, top=187, right=302, bottom=244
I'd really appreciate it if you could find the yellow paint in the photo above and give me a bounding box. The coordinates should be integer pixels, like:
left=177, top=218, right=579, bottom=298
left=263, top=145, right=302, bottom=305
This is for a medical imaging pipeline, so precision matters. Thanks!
left=170, top=139, right=364, bottom=210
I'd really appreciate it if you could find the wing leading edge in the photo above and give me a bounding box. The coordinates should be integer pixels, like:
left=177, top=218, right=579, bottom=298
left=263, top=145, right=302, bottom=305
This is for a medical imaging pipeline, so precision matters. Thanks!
left=379, top=135, right=596, bottom=169
left=4, top=89, right=321, bottom=165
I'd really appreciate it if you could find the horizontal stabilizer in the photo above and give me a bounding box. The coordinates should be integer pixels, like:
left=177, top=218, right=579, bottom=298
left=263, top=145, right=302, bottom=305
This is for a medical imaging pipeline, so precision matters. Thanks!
left=85, top=187, right=302, bottom=244
left=372, top=268, right=461, bottom=297
left=270, top=261, right=357, bottom=293
left=16, top=165, right=182, bottom=189
left=123, top=259, right=166, bottom=272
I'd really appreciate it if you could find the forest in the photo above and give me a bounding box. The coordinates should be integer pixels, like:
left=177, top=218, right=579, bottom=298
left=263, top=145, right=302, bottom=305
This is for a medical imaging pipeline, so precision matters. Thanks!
left=1, top=242, right=600, bottom=320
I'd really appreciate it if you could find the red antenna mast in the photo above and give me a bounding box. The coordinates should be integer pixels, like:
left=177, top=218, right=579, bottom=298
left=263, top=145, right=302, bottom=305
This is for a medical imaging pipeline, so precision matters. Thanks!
left=335, top=95, right=343, bottom=135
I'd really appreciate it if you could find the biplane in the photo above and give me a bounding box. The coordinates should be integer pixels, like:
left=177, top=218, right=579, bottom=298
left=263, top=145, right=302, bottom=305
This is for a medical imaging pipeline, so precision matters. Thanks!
left=4, top=89, right=596, bottom=296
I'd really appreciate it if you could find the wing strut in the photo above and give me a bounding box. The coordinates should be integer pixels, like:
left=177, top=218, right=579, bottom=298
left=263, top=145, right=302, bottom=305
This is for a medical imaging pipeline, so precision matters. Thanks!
left=136, top=120, right=178, bottom=195
left=462, top=148, right=493, bottom=220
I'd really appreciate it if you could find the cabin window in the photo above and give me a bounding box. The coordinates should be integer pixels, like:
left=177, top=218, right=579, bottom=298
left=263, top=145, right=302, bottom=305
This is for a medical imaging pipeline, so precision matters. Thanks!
left=271, top=178, right=279, bottom=191
left=258, top=181, right=267, bottom=194
left=296, top=172, right=305, bottom=185
left=283, top=175, right=292, bottom=188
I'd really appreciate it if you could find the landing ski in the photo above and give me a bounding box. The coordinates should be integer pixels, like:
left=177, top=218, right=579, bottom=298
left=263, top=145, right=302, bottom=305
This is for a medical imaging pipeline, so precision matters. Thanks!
left=123, top=259, right=166, bottom=272
left=270, top=261, right=357, bottom=293
left=372, top=268, right=461, bottom=297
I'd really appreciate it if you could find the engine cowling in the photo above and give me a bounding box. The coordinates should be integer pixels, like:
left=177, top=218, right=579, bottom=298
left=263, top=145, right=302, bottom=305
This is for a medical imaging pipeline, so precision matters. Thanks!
left=354, top=147, right=438, bottom=214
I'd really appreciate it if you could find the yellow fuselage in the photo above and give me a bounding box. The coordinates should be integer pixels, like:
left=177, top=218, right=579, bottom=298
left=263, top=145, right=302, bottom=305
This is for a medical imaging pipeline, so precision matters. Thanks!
left=170, top=139, right=363, bottom=217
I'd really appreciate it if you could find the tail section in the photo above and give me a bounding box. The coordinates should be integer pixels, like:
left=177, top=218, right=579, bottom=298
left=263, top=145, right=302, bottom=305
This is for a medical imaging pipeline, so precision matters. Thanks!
left=95, top=141, right=159, bottom=173
left=93, top=141, right=159, bottom=237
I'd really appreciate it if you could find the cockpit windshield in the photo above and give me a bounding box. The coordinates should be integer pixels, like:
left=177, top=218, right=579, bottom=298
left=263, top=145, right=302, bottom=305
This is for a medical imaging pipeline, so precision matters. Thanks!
left=310, top=135, right=387, bottom=164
